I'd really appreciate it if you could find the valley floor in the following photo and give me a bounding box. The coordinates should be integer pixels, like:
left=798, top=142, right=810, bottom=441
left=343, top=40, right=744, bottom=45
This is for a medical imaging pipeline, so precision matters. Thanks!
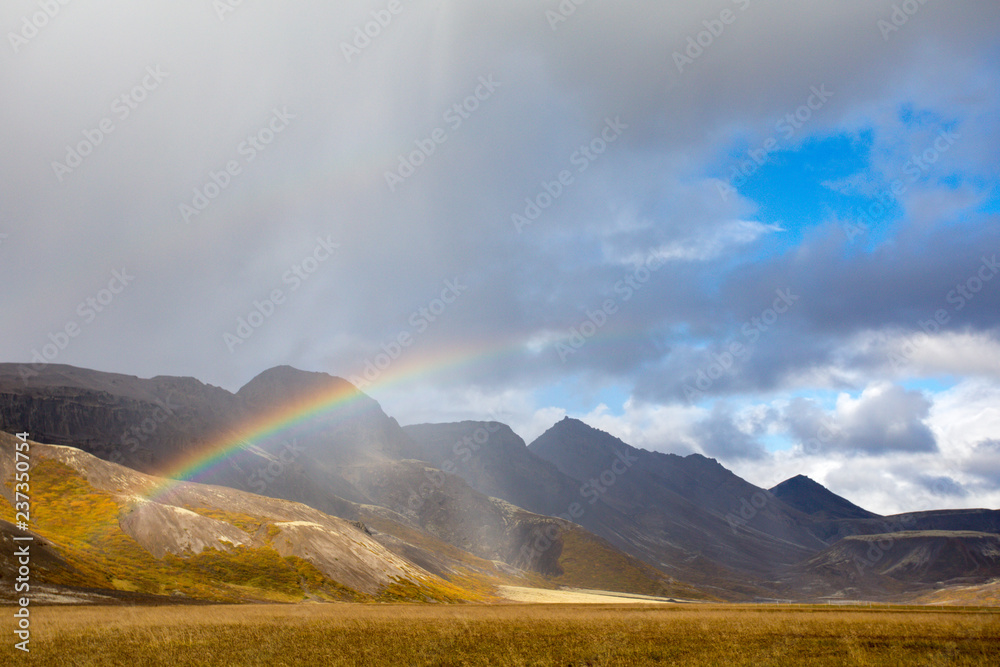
left=3, top=602, right=998, bottom=665
left=496, top=585, right=697, bottom=604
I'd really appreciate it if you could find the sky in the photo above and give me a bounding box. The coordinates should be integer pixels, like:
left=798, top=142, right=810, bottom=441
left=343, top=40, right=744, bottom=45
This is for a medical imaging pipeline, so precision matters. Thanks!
left=2, top=0, right=999, bottom=515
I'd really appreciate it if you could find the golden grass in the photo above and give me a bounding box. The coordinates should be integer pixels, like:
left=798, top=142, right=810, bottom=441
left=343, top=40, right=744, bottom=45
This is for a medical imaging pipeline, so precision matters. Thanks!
left=4, top=604, right=998, bottom=666
left=552, top=528, right=714, bottom=600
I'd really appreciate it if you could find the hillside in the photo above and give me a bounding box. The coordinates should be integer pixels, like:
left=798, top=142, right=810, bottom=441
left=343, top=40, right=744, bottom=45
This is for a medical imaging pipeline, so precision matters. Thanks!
left=770, top=474, right=878, bottom=521
left=0, top=431, right=505, bottom=603
left=3, top=363, right=999, bottom=603
left=0, top=364, right=693, bottom=596
left=791, top=531, right=1000, bottom=601
left=528, top=418, right=826, bottom=573
left=0, top=433, right=697, bottom=604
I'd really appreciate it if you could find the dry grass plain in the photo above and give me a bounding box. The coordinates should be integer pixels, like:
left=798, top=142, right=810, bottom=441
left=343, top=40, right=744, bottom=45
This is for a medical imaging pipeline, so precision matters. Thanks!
left=3, top=602, right=999, bottom=666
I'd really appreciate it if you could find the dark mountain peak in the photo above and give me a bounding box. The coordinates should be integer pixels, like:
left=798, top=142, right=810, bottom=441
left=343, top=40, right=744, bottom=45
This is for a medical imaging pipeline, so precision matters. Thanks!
left=770, top=474, right=879, bottom=520
left=239, top=364, right=340, bottom=391
left=531, top=417, right=693, bottom=471
left=528, top=417, right=642, bottom=487
left=404, top=421, right=526, bottom=458
left=237, top=366, right=361, bottom=409
left=680, top=451, right=728, bottom=473
left=771, top=474, right=824, bottom=495
left=533, top=416, right=634, bottom=453
left=235, top=366, right=405, bottom=462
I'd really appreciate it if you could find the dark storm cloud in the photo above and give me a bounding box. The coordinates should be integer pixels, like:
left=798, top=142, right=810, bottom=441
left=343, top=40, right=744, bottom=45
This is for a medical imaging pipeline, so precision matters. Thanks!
left=0, top=0, right=997, bottom=415
left=781, top=384, right=937, bottom=455
left=916, top=475, right=968, bottom=498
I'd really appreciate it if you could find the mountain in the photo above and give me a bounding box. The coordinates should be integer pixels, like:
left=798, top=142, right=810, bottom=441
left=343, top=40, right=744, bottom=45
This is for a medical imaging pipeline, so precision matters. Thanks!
left=528, top=418, right=1000, bottom=600
left=3, top=363, right=999, bottom=603
left=791, top=531, right=1000, bottom=601
left=0, top=365, right=700, bottom=600
left=528, top=418, right=827, bottom=574
left=401, top=422, right=659, bottom=560
left=0, top=363, right=243, bottom=471
left=0, top=431, right=489, bottom=603
left=403, top=421, right=585, bottom=518
left=0, top=431, right=701, bottom=604
left=770, top=474, right=878, bottom=521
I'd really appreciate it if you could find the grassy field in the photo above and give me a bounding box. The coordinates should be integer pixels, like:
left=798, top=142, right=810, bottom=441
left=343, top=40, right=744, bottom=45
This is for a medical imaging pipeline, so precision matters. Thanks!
left=3, top=603, right=998, bottom=666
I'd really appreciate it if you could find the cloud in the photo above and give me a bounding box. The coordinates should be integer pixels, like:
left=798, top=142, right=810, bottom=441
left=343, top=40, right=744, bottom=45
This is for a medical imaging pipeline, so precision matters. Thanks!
left=916, top=475, right=968, bottom=498
left=1, top=1, right=998, bottom=511
left=691, top=402, right=768, bottom=461
left=784, top=383, right=937, bottom=455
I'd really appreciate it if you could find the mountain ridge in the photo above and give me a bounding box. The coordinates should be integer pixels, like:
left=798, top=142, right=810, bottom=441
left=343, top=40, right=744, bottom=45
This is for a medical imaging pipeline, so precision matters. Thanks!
left=2, top=362, right=999, bottom=603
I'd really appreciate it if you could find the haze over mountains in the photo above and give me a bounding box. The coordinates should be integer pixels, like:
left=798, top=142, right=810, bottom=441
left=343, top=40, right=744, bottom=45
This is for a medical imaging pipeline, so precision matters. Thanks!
left=2, top=363, right=999, bottom=604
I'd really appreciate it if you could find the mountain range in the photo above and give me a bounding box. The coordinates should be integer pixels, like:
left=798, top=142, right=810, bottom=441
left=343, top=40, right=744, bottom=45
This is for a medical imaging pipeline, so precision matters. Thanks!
left=2, top=363, right=998, bottom=604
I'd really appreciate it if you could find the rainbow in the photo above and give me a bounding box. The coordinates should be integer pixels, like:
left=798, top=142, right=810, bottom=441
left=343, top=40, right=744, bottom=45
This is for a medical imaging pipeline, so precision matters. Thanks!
left=142, top=325, right=641, bottom=503
left=144, top=377, right=363, bottom=503
left=142, top=340, right=508, bottom=502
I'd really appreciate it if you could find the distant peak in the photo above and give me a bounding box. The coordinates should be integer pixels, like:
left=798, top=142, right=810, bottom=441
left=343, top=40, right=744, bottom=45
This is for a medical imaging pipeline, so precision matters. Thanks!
left=237, top=366, right=358, bottom=405
left=554, top=416, right=597, bottom=430
left=249, top=365, right=317, bottom=381
left=240, top=365, right=340, bottom=388
left=770, top=474, right=878, bottom=520
left=773, top=474, right=824, bottom=491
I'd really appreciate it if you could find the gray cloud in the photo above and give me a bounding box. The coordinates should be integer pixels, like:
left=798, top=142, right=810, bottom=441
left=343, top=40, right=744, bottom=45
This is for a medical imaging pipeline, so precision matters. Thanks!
left=781, top=384, right=937, bottom=455
left=0, top=1, right=996, bottom=511
left=691, top=402, right=767, bottom=461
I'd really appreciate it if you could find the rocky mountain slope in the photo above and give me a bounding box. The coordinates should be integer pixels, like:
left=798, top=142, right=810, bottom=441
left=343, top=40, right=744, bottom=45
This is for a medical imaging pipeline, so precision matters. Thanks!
left=2, top=363, right=999, bottom=603
left=528, top=418, right=827, bottom=573
left=0, top=431, right=699, bottom=603
left=527, top=418, right=1000, bottom=599
left=0, top=432, right=463, bottom=602
left=790, top=531, right=1000, bottom=601
left=0, top=365, right=568, bottom=577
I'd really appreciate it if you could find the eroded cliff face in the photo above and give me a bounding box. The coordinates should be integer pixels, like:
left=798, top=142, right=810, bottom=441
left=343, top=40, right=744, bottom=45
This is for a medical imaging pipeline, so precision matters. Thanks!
left=0, top=365, right=244, bottom=473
